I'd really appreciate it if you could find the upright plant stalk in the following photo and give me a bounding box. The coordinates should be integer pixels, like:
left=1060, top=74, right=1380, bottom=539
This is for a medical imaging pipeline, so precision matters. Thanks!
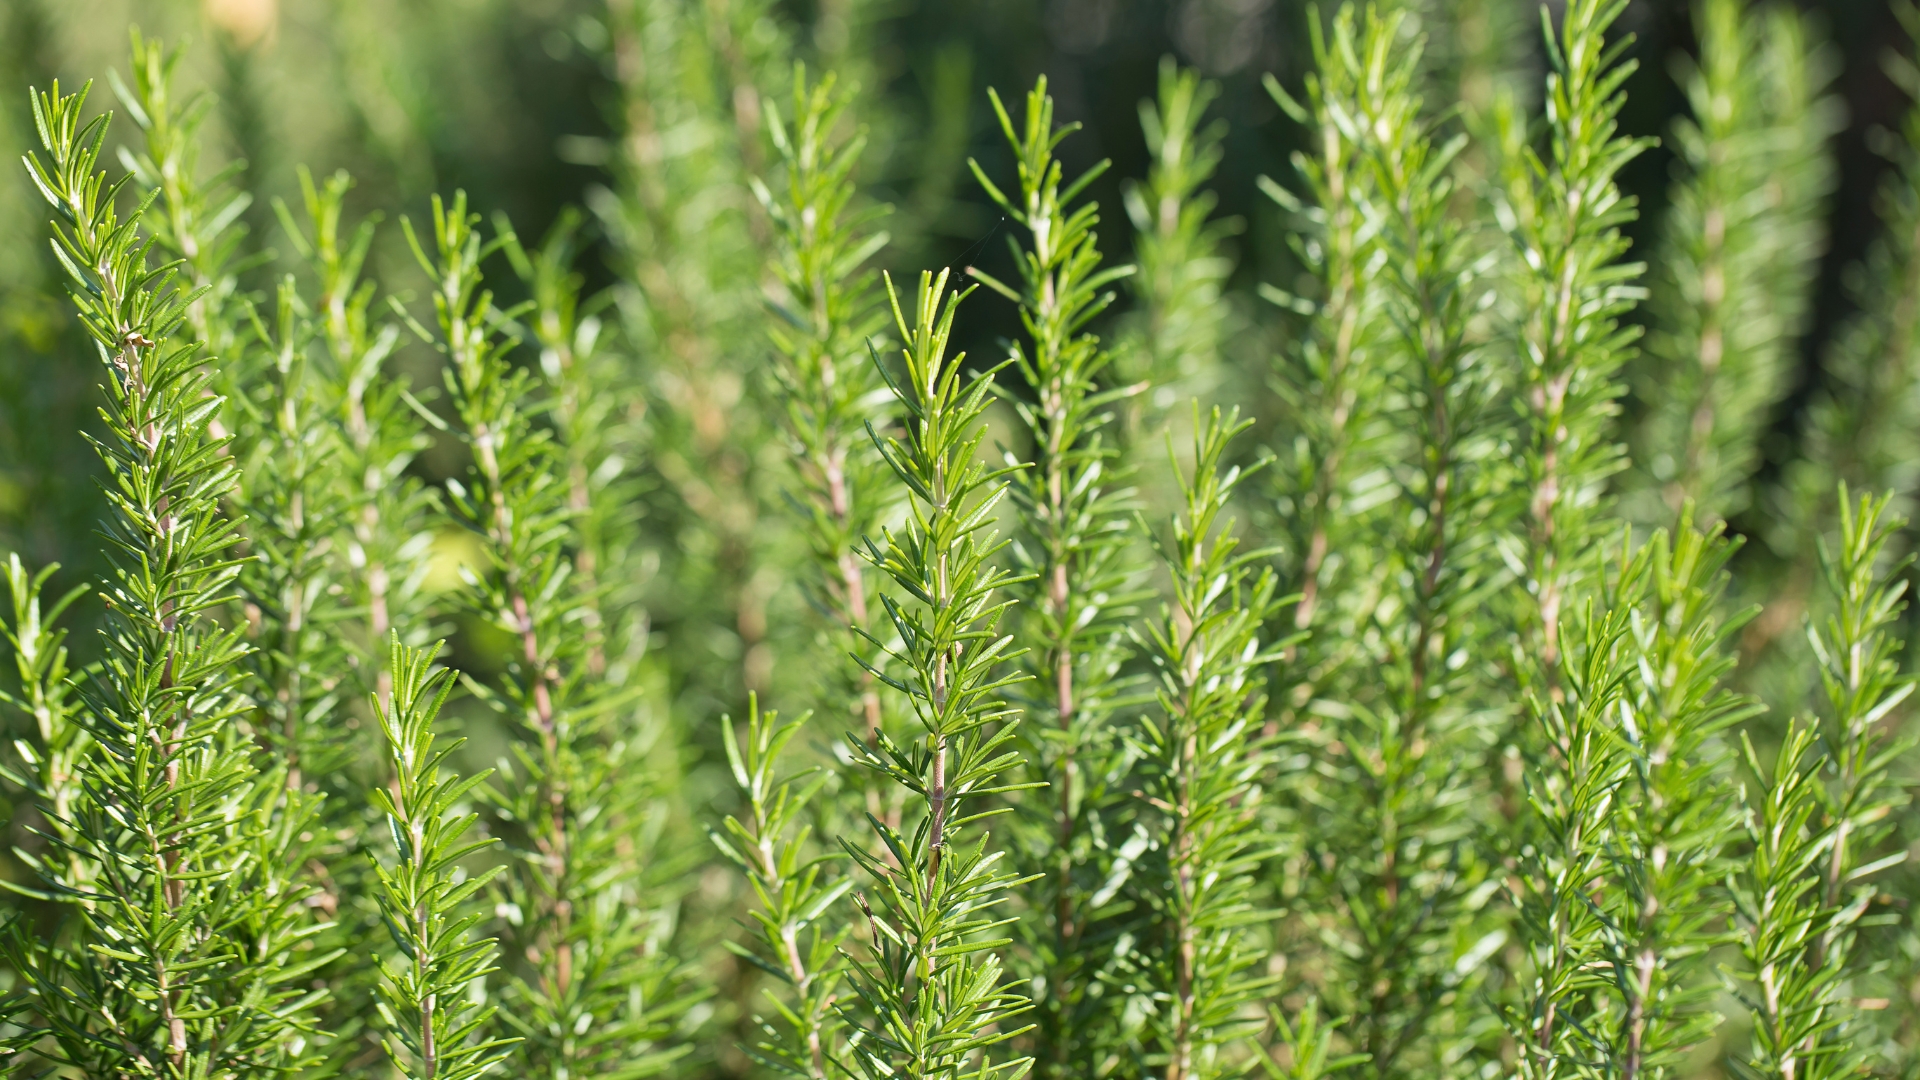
left=370, top=637, right=517, bottom=1080
left=842, top=270, right=1034, bottom=1080
left=1608, top=522, right=1756, bottom=1080
left=751, top=65, right=894, bottom=743
left=1123, top=59, right=1236, bottom=426
left=277, top=167, right=434, bottom=711
left=1262, top=33, right=1392, bottom=731
left=120, top=28, right=364, bottom=875
left=967, top=80, right=1148, bottom=1077
left=1806, top=491, right=1913, bottom=975
left=1508, top=520, right=1753, bottom=1080
left=738, top=68, right=893, bottom=1076
left=1791, top=3, right=1920, bottom=515
left=0, top=555, right=89, bottom=892
left=714, top=699, right=852, bottom=1080
left=234, top=283, right=374, bottom=1069
left=1293, top=11, right=1509, bottom=1077
left=499, top=208, right=645, bottom=682
left=1631, top=0, right=1840, bottom=524
left=1728, top=491, right=1913, bottom=1080
left=1496, top=0, right=1653, bottom=685
left=1136, top=408, right=1282, bottom=1080
left=274, top=166, right=441, bottom=1074
left=410, top=194, right=690, bottom=1077
left=114, top=29, right=254, bottom=399
left=117, top=29, right=358, bottom=795
left=1731, top=721, right=1870, bottom=1080
left=5, top=78, right=331, bottom=1076
left=233, top=280, right=356, bottom=793
left=1505, top=553, right=1640, bottom=1080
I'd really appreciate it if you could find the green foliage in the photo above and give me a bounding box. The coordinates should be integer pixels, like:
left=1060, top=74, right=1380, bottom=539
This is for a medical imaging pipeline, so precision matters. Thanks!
left=752, top=65, right=894, bottom=740
left=1509, top=517, right=1757, bottom=1080
left=1122, top=59, right=1236, bottom=419
left=1506, top=544, right=1641, bottom=1080
left=842, top=270, right=1033, bottom=1080
left=369, top=637, right=515, bottom=1080
left=1277, top=10, right=1510, bottom=1078
left=740, top=63, right=887, bottom=1079
left=714, top=700, right=852, bottom=1080
left=1732, top=721, right=1861, bottom=1080
left=1804, top=492, right=1914, bottom=984
left=7, top=6, right=1920, bottom=1080
left=6, top=76, right=332, bottom=1076
left=1775, top=4, right=1920, bottom=532
left=1608, top=522, right=1756, bottom=1077
left=1498, top=0, right=1655, bottom=680
left=967, top=76, right=1148, bottom=1080
left=275, top=164, right=437, bottom=709
left=1729, top=491, right=1913, bottom=1080
left=1629, top=0, right=1840, bottom=526
left=1261, top=28, right=1394, bottom=700
left=412, top=192, right=689, bottom=1077
left=599, top=0, right=803, bottom=734
left=1262, top=1000, right=1367, bottom=1080
left=275, top=162, right=442, bottom=1072
left=1134, top=409, right=1281, bottom=1080
left=232, top=276, right=359, bottom=789
left=0, top=556, right=88, bottom=891
left=115, top=30, right=255, bottom=382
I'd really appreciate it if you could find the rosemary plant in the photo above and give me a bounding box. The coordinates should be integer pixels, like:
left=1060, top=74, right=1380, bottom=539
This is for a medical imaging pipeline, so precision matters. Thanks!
left=116, top=30, right=358, bottom=794
left=1134, top=408, right=1281, bottom=1080
left=1262, top=27, right=1394, bottom=736
left=1285, top=9, right=1510, bottom=1077
left=276, top=166, right=435, bottom=710
left=751, top=65, right=894, bottom=743
left=119, top=39, right=369, bottom=953
left=738, top=65, right=890, bottom=1076
left=1122, top=59, right=1236, bottom=424
left=498, top=206, right=655, bottom=717
left=369, top=637, right=516, bottom=1080
left=277, top=165, right=441, bottom=1074
left=967, top=76, right=1148, bottom=1079
left=1630, top=0, right=1840, bottom=525
left=1609, top=522, right=1755, bottom=1079
left=1263, top=1000, right=1367, bottom=1080
left=5, top=77, right=332, bottom=1075
left=1505, top=546, right=1641, bottom=1080
left=1728, top=490, right=1913, bottom=1080
left=114, top=30, right=254, bottom=399
left=1804, top=492, right=1914, bottom=1026
left=9, top=8, right=1920, bottom=1080
left=1730, top=719, right=1866, bottom=1080
left=714, top=699, right=851, bottom=1080
left=1495, top=0, right=1653, bottom=686
left=232, top=279, right=357, bottom=792
left=599, top=0, right=802, bottom=731
left=0, top=555, right=88, bottom=893
left=842, top=270, right=1033, bottom=1080
left=410, top=193, right=689, bottom=1077
left=1507, top=517, right=1755, bottom=1080
left=1771, top=6, right=1920, bottom=592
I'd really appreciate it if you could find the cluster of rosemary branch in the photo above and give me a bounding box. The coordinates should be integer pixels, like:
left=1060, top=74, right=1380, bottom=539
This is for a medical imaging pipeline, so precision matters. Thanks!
left=2, top=2, right=1920, bottom=1080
